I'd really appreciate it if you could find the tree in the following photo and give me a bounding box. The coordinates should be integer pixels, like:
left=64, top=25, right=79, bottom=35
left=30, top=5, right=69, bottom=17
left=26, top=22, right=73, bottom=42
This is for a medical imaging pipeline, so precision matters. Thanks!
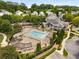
left=64, top=7, right=72, bottom=13
left=31, top=4, right=39, bottom=12
left=30, top=15, right=42, bottom=25
left=72, top=16, right=79, bottom=26
left=55, top=29, right=65, bottom=44
left=23, top=15, right=31, bottom=22
left=36, top=43, right=41, bottom=52
left=63, top=13, right=74, bottom=22
left=1, top=14, right=12, bottom=21
left=13, top=23, right=22, bottom=33
left=1, top=14, right=23, bottom=23
left=10, top=15, right=23, bottom=23
left=0, top=45, right=18, bottom=59
left=18, top=54, right=26, bottom=59
left=0, top=1, right=28, bottom=13
left=50, top=33, right=56, bottom=45
left=0, top=18, right=12, bottom=33
left=51, top=6, right=59, bottom=16
left=31, top=4, right=54, bottom=13
left=73, top=13, right=79, bottom=17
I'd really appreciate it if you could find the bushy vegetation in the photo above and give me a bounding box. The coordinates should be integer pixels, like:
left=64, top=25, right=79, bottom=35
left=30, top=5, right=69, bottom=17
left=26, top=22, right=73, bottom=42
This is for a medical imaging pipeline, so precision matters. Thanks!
left=38, top=48, right=56, bottom=59
left=63, top=13, right=79, bottom=27
left=51, top=29, right=65, bottom=45
left=0, top=1, right=27, bottom=13
left=63, top=49, right=68, bottom=56
left=0, top=18, right=12, bottom=33
left=50, top=33, right=56, bottom=45
left=1, top=14, right=23, bottom=23
left=36, top=43, right=41, bottom=52
left=0, top=0, right=79, bottom=13
left=17, top=45, right=53, bottom=59
left=63, top=13, right=74, bottom=22
left=1, top=14, right=46, bottom=25
left=0, top=18, right=22, bottom=41
left=72, top=16, right=79, bottom=26
left=30, top=4, right=54, bottom=13
left=0, top=45, right=19, bottom=59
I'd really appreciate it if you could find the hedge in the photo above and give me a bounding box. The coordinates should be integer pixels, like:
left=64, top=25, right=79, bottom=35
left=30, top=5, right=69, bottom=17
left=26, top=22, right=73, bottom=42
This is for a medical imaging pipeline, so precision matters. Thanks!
left=38, top=48, right=56, bottom=59
left=23, top=45, right=53, bottom=59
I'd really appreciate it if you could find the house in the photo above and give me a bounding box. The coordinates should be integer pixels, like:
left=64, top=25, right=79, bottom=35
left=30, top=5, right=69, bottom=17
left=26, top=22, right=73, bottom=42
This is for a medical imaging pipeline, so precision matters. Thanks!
left=26, top=10, right=31, bottom=14
left=71, top=11, right=79, bottom=14
left=0, top=10, right=12, bottom=16
left=15, top=10, right=23, bottom=15
left=31, top=11, right=38, bottom=15
left=46, top=11, right=53, bottom=16
left=58, top=8, right=64, bottom=10
left=45, top=13, right=64, bottom=30
left=39, top=11, right=45, bottom=16
left=0, top=12, right=4, bottom=16
left=1, top=10, right=12, bottom=15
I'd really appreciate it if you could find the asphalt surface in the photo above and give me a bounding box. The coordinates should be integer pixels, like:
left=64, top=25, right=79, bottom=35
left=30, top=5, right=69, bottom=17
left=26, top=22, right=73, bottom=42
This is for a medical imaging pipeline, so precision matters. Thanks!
left=46, top=36, right=79, bottom=59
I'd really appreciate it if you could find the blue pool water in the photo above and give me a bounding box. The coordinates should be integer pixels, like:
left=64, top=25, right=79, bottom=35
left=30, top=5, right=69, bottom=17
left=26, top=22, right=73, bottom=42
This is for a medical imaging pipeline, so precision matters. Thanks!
left=29, top=31, right=47, bottom=39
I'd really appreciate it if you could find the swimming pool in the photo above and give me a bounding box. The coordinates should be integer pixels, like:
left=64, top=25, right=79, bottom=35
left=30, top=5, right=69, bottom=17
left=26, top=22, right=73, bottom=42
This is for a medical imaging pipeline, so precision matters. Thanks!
left=28, top=30, right=48, bottom=40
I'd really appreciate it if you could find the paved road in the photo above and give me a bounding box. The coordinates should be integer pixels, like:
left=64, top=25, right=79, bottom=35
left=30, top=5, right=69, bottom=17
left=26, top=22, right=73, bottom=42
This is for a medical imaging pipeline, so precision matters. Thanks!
left=46, top=36, right=79, bottom=59
left=0, top=33, right=8, bottom=47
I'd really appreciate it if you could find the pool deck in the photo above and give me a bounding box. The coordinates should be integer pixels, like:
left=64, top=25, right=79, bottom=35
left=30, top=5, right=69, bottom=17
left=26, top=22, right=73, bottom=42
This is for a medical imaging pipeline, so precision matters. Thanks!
left=12, top=26, right=50, bottom=53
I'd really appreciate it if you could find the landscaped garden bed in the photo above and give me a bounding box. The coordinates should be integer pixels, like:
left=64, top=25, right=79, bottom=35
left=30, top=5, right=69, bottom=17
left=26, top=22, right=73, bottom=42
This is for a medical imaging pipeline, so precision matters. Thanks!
left=63, top=49, right=68, bottom=57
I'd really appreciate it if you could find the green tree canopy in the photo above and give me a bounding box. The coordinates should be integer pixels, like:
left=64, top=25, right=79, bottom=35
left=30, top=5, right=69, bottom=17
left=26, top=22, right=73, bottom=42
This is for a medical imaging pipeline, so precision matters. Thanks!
left=1, top=14, right=23, bottom=23
left=51, top=6, right=59, bottom=16
left=30, top=15, right=45, bottom=25
left=55, top=29, right=65, bottom=44
left=63, top=13, right=74, bottom=22
left=72, top=16, right=79, bottom=26
left=0, top=1, right=28, bottom=13
left=0, top=45, right=18, bottom=59
left=13, top=23, right=22, bottom=33
left=0, top=18, right=12, bottom=33
left=23, top=15, right=31, bottom=22
left=36, top=43, right=41, bottom=52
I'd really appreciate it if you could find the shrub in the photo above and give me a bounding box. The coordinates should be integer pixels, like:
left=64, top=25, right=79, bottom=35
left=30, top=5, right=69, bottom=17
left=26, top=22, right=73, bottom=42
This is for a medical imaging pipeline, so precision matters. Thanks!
left=36, top=43, right=41, bottom=52
left=63, top=49, right=68, bottom=57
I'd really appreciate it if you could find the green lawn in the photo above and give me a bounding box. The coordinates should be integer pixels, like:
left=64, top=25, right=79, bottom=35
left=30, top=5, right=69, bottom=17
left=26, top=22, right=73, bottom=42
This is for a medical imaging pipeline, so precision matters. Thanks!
left=0, top=35, right=3, bottom=43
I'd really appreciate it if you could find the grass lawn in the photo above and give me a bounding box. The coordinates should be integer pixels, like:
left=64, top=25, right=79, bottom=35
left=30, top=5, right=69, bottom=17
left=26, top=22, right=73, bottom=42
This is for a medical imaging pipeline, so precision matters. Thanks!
left=0, top=34, right=3, bottom=43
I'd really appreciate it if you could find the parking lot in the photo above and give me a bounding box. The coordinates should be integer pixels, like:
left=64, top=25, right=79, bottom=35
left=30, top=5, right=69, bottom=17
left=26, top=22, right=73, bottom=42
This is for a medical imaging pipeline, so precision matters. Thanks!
left=46, top=36, right=79, bottom=59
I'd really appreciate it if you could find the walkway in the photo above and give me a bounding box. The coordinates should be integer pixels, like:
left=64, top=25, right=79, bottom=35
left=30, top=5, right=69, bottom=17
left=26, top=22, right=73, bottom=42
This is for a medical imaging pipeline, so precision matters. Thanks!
left=0, top=33, right=8, bottom=47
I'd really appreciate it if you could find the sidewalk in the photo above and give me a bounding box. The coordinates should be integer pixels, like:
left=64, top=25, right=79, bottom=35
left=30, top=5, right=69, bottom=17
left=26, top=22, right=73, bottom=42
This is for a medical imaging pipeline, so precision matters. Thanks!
left=0, top=33, right=8, bottom=47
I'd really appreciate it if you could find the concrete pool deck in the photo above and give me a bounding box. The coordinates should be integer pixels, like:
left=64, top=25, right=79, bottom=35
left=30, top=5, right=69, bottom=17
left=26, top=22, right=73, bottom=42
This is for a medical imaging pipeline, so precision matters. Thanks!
left=12, top=26, right=50, bottom=53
